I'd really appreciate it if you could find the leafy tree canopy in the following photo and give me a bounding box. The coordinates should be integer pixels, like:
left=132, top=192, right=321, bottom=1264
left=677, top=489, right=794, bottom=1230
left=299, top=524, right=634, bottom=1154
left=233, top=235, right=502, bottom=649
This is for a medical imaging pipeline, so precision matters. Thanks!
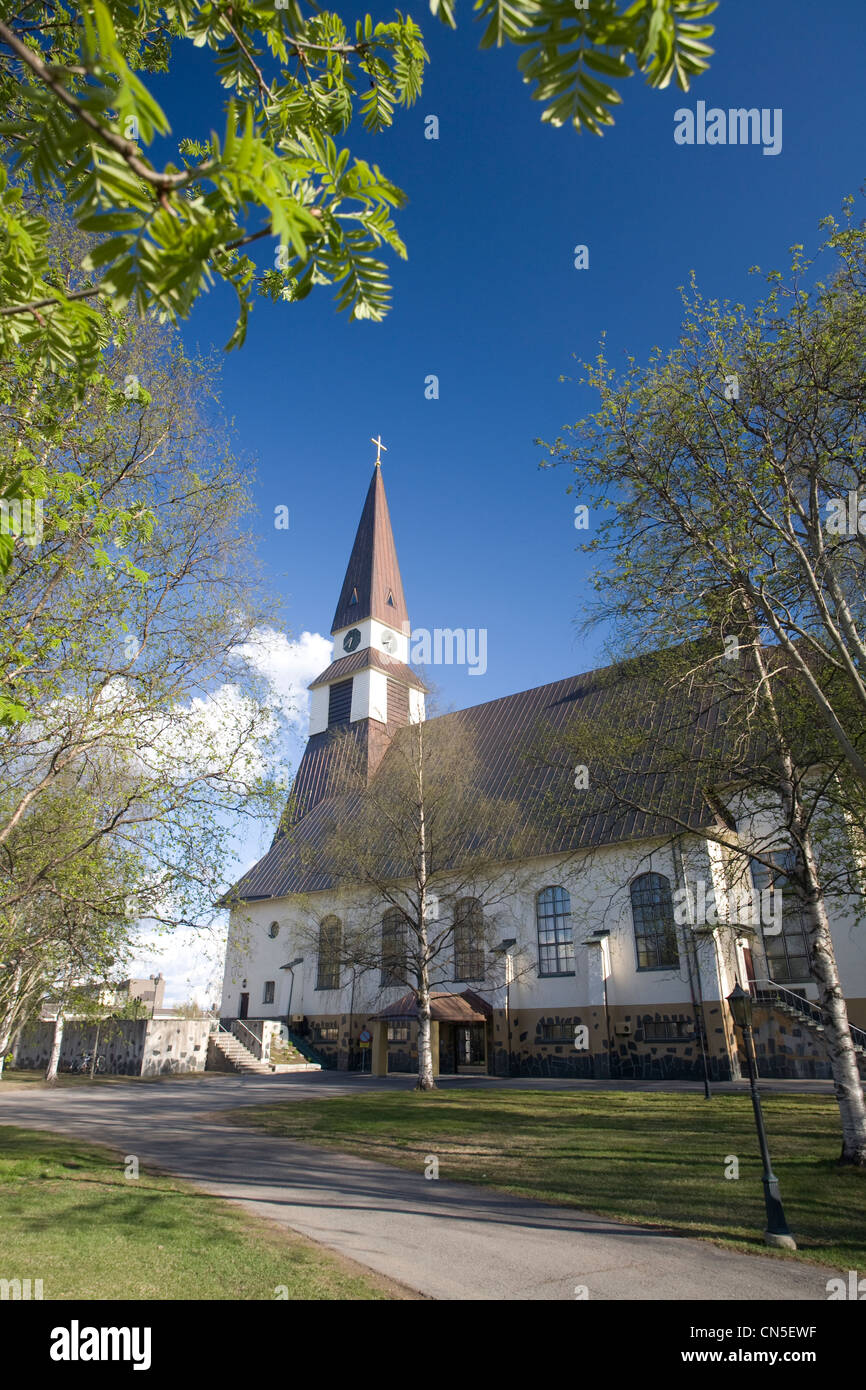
left=0, top=1, right=716, bottom=367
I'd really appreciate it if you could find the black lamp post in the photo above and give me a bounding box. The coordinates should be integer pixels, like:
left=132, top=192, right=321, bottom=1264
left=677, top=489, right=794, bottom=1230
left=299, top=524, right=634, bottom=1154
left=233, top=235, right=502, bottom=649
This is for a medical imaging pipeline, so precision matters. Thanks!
left=280, top=958, right=304, bottom=1023
left=727, top=984, right=796, bottom=1251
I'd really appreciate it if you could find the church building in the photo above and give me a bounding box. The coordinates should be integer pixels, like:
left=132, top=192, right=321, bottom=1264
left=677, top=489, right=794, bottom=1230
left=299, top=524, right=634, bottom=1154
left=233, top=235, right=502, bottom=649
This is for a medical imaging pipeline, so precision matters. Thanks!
left=219, top=458, right=866, bottom=1082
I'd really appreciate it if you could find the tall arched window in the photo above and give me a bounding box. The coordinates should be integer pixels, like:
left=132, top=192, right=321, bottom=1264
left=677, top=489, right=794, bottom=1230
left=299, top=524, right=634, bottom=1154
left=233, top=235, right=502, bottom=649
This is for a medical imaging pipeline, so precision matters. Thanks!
left=381, top=907, right=408, bottom=987
left=454, top=898, right=484, bottom=981
left=316, top=915, right=342, bottom=991
left=750, top=853, right=812, bottom=983
left=631, top=872, right=679, bottom=970
left=536, top=886, right=573, bottom=976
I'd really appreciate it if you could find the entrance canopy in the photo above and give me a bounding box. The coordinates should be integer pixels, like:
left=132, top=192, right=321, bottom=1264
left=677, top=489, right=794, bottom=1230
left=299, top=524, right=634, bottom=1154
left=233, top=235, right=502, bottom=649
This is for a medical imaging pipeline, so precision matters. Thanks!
left=372, top=989, right=492, bottom=1024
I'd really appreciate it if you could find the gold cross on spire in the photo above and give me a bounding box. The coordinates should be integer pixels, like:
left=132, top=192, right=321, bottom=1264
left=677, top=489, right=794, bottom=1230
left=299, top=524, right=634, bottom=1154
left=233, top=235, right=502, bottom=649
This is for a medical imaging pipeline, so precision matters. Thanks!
left=371, top=434, right=388, bottom=467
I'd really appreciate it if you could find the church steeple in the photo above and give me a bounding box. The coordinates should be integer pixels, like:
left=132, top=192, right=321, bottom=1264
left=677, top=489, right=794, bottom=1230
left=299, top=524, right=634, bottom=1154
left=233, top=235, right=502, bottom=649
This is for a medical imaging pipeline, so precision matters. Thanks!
left=307, top=457, right=425, bottom=740
left=331, top=464, right=409, bottom=635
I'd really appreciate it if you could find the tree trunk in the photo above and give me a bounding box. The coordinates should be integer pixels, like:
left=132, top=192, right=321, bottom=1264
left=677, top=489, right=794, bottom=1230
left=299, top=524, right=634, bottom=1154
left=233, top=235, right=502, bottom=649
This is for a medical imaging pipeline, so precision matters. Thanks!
left=800, top=828, right=866, bottom=1165
left=414, top=721, right=436, bottom=1091
left=45, top=1014, right=64, bottom=1083
left=746, top=628, right=866, bottom=1163
left=416, top=990, right=436, bottom=1091
left=0, top=960, right=23, bottom=1077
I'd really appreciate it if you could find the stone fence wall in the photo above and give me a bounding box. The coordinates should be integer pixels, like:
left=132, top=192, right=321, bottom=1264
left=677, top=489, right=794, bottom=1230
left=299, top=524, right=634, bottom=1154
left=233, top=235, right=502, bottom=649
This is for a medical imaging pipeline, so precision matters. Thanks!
left=13, top=1018, right=212, bottom=1076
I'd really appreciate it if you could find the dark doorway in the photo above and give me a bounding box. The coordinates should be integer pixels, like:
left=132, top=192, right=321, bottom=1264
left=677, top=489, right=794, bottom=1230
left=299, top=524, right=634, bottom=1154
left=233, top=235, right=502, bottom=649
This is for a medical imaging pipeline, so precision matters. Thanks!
left=438, top=1023, right=457, bottom=1075
left=456, top=1023, right=486, bottom=1067
left=239, top=993, right=249, bottom=1019
left=742, top=947, right=755, bottom=983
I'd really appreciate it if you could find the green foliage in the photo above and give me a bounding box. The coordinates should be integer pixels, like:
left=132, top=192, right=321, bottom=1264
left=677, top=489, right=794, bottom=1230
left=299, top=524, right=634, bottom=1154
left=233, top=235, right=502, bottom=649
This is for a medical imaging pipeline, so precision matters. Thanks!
left=542, top=191, right=866, bottom=827
left=0, top=2, right=428, bottom=364
left=431, top=0, right=716, bottom=134
left=0, top=1, right=718, bottom=371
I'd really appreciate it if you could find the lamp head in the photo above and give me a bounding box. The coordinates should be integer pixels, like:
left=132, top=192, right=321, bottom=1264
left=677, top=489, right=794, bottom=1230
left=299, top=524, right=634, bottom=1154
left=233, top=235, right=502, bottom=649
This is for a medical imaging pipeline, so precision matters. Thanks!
left=727, top=983, right=752, bottom=1029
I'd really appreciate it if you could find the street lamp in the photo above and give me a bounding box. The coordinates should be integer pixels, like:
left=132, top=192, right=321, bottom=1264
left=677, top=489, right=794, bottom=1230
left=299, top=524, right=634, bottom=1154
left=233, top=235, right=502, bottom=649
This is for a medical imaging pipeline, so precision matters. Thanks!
left=280, top=958, right=304, bottom=1023
left=491, top=939, right=517, bottom=1077
left=727, top=984, right=796, bottom=1251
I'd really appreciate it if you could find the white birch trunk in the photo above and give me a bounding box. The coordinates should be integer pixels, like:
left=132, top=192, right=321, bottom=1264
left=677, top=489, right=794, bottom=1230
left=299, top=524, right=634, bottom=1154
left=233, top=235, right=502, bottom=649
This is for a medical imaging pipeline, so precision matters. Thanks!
left=750, top=637, right=866, bottom=1163
left=416, top=990, right=435, bottom=1091
left=45, top=1013, right=65, bottom=1083
left=800, top=830, right=866, bottom=1164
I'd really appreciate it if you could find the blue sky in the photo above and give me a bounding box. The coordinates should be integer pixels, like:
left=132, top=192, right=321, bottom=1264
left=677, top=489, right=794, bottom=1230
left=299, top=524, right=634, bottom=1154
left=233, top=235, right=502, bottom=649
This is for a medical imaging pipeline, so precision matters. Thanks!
left=134, top=1, right=866, bottom=997
left=156, top=0, right=865, bottom=707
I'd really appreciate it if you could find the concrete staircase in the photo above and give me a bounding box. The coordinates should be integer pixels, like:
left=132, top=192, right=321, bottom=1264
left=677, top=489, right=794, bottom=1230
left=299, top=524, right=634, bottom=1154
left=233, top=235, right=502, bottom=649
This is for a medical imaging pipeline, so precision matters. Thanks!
left=210, top=1028, right=321, bottom=1075
left=211, top=1030, right=272, bottom=1074
left=750, top=978, right=866, bottom=1060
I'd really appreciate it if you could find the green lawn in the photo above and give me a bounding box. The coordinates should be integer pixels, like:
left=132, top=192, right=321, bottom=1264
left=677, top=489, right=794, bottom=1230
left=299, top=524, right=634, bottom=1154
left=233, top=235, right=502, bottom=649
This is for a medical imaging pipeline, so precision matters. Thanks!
left=224, top=1089, right=865, bottom=1270
left=0, top=1125, right=404, bottom=1300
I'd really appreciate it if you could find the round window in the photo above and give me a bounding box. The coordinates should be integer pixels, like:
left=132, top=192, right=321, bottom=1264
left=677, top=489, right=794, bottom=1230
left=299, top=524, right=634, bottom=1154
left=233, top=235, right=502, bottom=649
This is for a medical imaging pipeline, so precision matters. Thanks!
left=268, top=922, right=280, bottom=939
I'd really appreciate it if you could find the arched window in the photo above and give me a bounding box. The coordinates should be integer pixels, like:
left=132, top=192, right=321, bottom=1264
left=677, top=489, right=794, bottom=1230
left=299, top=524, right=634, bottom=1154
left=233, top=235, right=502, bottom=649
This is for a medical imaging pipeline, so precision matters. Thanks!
left=316, top=916, right=342, bottom=991
left=454, top=898, right=484, bottom=981
left=536, top=887, right=573, bottom=976
left=750, top=853, right=811, bottom=983
left=631, top=872, right=679, bottom=970
left=381, top=907, right=408, bottom=987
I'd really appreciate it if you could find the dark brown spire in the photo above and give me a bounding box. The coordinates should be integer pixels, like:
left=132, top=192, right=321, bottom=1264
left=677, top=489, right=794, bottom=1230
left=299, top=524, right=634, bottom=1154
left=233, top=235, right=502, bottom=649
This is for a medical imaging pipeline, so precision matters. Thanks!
left=331, top=466, right=409, bottom=633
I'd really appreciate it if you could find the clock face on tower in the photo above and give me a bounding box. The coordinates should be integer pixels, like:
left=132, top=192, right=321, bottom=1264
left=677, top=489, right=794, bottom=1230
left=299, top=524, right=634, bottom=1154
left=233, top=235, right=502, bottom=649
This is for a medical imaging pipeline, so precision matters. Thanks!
left=343, top=628, right=361, bottom=654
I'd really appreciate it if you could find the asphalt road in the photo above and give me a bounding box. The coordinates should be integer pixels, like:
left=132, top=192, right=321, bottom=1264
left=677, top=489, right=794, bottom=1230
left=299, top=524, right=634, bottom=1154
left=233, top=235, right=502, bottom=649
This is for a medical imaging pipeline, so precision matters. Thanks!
left=0, top=1071, right=843, bottom=1301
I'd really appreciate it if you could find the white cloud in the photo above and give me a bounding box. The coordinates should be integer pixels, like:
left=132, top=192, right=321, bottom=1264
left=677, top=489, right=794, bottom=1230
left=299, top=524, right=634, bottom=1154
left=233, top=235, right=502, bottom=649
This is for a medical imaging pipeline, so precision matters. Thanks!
left=126, top=630, right=333, bottom=1003
left=235, top=627, right=332, bottom=730
left=128, top=921, right=226, bottom=1008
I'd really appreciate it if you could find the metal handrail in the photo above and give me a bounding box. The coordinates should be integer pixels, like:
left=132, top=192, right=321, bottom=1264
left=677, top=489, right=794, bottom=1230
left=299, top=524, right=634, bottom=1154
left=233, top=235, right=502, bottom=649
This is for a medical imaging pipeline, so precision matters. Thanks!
left=231, top=1018, right=265, bottom=1057
left=213, top=1019, right=263, bottom=1057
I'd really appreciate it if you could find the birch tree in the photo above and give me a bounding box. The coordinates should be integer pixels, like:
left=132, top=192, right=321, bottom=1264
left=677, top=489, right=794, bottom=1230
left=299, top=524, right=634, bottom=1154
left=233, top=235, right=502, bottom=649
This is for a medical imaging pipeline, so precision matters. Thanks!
left=541, top=197, right=866, bottom=1161
left=289, top=714, right=532, bottom=1089
left=0, top=261, right=288, bottom=1061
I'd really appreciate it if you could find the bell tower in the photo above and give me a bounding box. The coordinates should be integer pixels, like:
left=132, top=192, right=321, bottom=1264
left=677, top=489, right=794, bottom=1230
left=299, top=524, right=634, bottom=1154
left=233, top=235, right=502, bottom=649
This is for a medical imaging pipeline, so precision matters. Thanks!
left=307, top=450, right=425, bottom=737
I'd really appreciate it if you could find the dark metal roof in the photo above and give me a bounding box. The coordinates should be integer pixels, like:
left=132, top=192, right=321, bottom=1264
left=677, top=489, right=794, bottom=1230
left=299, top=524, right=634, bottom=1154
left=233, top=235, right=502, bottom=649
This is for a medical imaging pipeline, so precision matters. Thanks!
left=331, top=466, right=409, bottom=634
left=309, top=648, right=426, bottom=692
left=226, top=653, right=719, bottom=904
left=372, top=989, right=493, bottom=1022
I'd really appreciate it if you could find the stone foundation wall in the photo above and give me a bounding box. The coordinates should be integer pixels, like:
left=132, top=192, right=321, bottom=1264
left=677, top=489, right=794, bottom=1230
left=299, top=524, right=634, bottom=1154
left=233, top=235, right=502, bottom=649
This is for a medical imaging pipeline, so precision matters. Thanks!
left=493, top=1003, right=737, bottom=1081
left=297, top=998, right=862, bottom=1082
left=751, top=1006, right=866, bottom=1081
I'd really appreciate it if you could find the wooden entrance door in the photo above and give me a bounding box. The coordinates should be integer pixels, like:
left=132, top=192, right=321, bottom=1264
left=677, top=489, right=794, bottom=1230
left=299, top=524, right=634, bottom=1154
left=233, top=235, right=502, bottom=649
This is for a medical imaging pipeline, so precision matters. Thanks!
left=239, top=993, right=249, bottom=1019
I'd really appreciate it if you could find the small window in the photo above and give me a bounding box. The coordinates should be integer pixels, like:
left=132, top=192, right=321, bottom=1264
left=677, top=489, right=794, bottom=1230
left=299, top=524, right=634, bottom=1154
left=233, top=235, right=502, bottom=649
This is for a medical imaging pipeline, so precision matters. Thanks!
left=267, top=922, right=280, bottom=939
left=539, top=1021, right=574, bottom=1043
left=263, top=981, right=275, bottom=1004
left=349, top=587, right=358, bottom=605
left=643, top=1019, right=692, bottom=1042
left=387, top=1022, right=409, bottom=1043
left=313, top=1021, right=339, bottom=1043
left=386, top=589, right=395, bottom=606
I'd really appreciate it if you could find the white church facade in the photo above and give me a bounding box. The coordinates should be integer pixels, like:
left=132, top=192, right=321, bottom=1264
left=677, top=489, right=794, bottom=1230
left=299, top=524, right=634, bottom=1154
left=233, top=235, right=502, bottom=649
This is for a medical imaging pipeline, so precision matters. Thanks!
left=220, top=462, right=866, bottom=1082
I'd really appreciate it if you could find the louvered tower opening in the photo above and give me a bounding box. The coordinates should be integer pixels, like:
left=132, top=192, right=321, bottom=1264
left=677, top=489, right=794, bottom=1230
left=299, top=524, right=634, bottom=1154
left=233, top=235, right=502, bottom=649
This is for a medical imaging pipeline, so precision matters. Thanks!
left=328, top=679, right=353, bottom=727
left=387, top=677, right=409, bottom=726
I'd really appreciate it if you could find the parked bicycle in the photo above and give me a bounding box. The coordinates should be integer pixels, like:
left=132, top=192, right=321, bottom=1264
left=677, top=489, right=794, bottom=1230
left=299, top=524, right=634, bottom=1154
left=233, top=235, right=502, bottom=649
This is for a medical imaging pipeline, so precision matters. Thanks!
left=70, top=1053, right=106, bottom=1074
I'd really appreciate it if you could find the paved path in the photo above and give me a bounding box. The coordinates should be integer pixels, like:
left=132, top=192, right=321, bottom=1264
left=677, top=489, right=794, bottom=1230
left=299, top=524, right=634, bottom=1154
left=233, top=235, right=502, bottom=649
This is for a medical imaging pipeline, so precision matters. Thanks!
left=0, top=1072, right=842, bottom=1301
